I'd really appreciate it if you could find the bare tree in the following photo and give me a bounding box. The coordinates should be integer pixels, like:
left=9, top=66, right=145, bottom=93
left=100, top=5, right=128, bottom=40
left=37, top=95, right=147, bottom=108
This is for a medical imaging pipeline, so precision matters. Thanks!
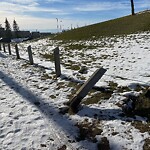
left=130, top=0, right=135, bottom=15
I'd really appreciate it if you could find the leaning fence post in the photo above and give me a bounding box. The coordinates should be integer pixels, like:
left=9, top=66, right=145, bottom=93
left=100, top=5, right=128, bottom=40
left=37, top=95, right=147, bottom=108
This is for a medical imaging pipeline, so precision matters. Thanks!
left=54, top=47, right=61, bottom=77
left=8, top=43, right=11, bottom=55
left=15, top=44, right=20, bottom=59
left=69, top=67, right=107, bottom=112
left=27, top=45, right=34, bottom=65
left=3, top=43, right=6, bottom=53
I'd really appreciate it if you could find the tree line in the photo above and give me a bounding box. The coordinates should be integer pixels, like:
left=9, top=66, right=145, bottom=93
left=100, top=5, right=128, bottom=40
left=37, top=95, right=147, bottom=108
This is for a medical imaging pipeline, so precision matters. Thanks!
left=3, top=18, right=20, bottom=39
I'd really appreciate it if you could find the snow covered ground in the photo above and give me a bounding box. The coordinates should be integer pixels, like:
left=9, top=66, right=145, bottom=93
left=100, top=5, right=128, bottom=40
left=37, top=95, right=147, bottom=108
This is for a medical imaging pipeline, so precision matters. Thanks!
left=0, top=32, right=150, bottom=150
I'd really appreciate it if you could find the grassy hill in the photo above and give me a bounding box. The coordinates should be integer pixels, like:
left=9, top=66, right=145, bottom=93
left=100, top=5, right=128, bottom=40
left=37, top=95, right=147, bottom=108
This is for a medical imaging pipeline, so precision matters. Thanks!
left=54, top=11, right=150, bottom=40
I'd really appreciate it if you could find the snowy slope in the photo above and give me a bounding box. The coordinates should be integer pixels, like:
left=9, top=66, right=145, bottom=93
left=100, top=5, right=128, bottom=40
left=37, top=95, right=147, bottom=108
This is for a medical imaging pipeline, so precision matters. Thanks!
left=0, top=32, right=150, bottom=150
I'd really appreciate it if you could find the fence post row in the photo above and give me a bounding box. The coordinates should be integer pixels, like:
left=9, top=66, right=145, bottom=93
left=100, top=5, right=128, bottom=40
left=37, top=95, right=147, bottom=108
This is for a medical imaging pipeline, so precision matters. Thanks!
left=8, top=43, right=11, bottom=55
left=54, top=47, right=61, bottom=77
left=15, top=44, right=20, bottom=59
left=3, top=43, right=6, bottom=53
left=27, top=45, right=34, bottom=65
left=69, top=67, right=107, bottom=112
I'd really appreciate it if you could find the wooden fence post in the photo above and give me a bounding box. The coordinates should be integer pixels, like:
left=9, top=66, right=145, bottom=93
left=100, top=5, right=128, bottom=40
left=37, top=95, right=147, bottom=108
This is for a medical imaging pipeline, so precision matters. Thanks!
left=54, top=47, right=61, bottom=77
left=3, top=43, right=6, bottom=53
left=27, top=45, right=34, bottom=65
left=69, top=67, right=107, bottom=112
left=8, top=43, right=11, bottom=55
left=15, top=44, right=20, bottom=59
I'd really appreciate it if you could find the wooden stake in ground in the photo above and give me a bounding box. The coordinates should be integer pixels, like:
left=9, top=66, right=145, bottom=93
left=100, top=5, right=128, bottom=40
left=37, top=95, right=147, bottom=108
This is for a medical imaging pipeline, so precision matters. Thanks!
left=54, top=47, right=61, bottom=77
left=3, top=43, right=6, bottom=53
left=69, top=67, right=107, bottom=112
left=8, top=43, right=11, bottom=55
left=15, top=44, right=20, bottom=59
left=0, top=43, right=1, bottom=51
left=27, top=45, right=34, bottom=65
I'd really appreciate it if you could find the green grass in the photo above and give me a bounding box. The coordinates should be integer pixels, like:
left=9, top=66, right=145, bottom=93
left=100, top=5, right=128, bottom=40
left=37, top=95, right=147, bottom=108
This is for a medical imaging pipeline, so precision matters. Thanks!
left=64, top=44, right=98, bottom=50
left=40, top=53, right=54, bottom=61
left=76, top=119, right=103, bottom=142
left=82, top=90, right=112, bottom=105
left=54, top=11, right=150, bottom=40
left=134, top=88, right=150, bottom=120
left=143, top=138, right=150, bottom=150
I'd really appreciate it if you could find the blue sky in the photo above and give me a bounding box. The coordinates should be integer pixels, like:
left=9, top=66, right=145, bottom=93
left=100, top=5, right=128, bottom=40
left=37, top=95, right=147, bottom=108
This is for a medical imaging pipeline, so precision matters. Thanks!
left=0, top=0, right=149, bottom=32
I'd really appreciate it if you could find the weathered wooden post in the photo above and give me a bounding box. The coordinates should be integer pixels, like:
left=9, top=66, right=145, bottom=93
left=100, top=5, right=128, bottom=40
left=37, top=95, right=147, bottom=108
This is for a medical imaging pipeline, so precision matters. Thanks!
left=27, top=45, right=34, bottom=65
left=0, top=43, right=1, bottom=51
left=15, top=44, right=20, bottom=59
left=3, top=43, right=6, bottom=53
left=8, top=43, right=11, bottom=55
left=69, top=67, right=107, bottom=112
left=54, top=47, right=61, bottom=77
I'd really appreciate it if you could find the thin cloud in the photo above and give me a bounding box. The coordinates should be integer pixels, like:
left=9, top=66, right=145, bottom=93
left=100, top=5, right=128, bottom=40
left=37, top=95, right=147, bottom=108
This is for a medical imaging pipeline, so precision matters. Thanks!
left=0, top=11, right=56, bottom=30
left=74, top=1, right=150, bottom=12
left=46, top=0, right=65, bottom=2
left=3, top=0, right=38, bottom=5
left=75, top=2, right=129, bottom=12
left=0, top=1, right=60, bottom=13
left=0, top=10, right=86, bottom=31
left=135, top=0, right=150, bottom=9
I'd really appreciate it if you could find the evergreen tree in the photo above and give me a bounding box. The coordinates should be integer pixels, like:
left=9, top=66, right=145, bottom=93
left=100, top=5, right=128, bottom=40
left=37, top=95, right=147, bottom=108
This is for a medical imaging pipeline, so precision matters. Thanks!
left=130, top=0, right=135, bottom=15
left=13, top=19, right=20, bottom=38
left=5, top=18, right=12, bottom=39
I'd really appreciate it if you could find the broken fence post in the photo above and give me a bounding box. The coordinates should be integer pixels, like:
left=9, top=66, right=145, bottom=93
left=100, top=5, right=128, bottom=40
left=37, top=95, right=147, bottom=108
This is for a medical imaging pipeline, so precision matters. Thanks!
left=8, top=43, right=11, bottom=55
left=27, top=45, right=34, bottom=65
left=54, top=47, right=61, bottom=77
left=15, top=44, right=20, bottom=59
left=69, top=67, right=107, bottom=112
left=3, top=43, right=6, bottom=53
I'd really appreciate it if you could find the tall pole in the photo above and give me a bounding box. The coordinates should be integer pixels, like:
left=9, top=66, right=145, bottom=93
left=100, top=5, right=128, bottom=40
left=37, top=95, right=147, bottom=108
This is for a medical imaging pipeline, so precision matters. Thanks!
left=131, top=0, right=135, bottom=15
left=56, top=18, right=59, bottom=33
left=60, top=20, right=62, bottom=32
left=71, top=24, right=72, bottom=30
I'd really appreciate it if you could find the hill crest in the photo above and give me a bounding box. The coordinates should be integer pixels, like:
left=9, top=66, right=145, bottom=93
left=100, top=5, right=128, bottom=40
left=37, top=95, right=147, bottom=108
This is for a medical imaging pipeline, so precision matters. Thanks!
left=54, top=10, right=150, bottom=40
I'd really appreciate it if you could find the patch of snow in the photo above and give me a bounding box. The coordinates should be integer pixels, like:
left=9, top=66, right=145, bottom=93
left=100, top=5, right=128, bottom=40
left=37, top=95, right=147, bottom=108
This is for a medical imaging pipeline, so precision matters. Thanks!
left=0, top=32, right=150, bottom=149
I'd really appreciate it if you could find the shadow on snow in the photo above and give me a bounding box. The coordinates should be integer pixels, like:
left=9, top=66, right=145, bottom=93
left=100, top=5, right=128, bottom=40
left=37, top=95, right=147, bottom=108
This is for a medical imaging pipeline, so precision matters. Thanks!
left=0, top=70, right=79, bottom=149
left=0, top=52, right=8, bottom=58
